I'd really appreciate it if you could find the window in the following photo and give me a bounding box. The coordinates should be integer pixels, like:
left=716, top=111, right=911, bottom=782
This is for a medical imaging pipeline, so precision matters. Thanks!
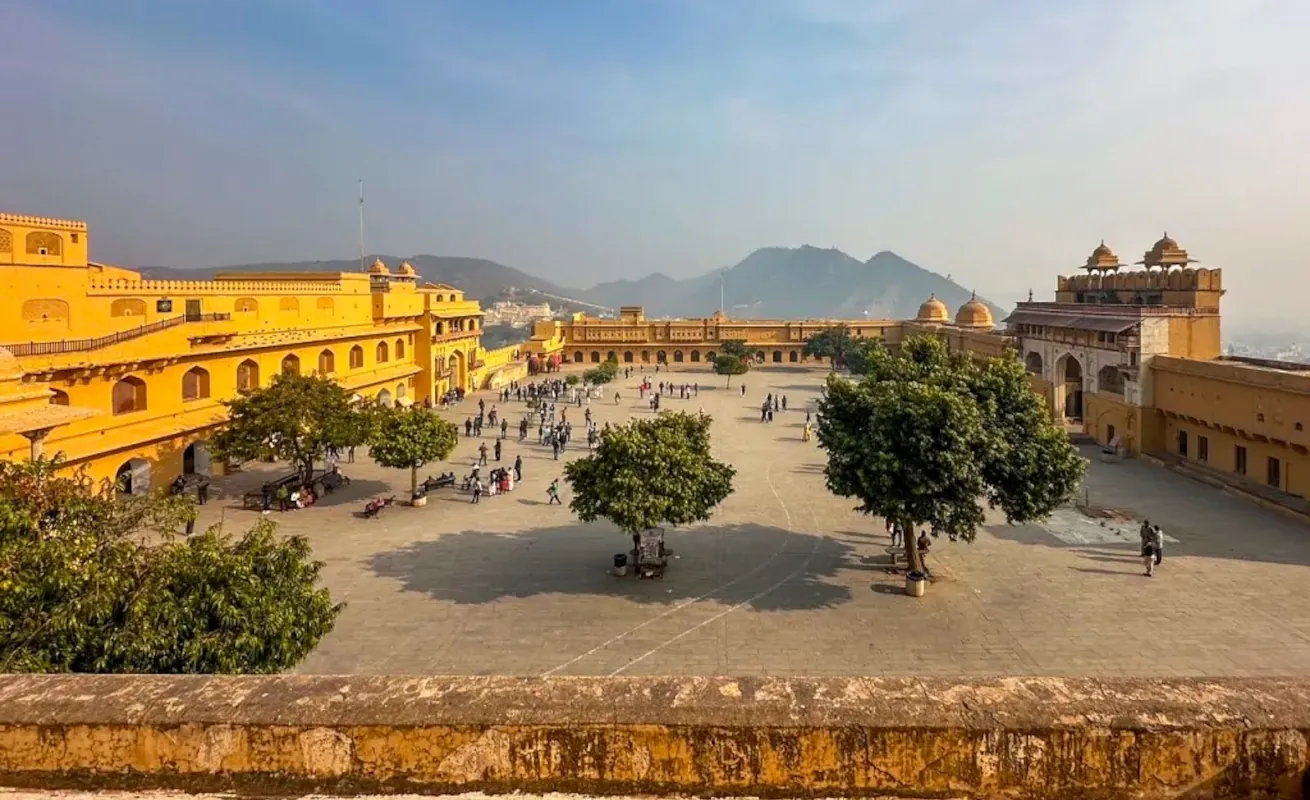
left=182, top=367, right=210, bottom=401
left=112, top=376, right=147, bottom=415
left=1235, top=445, right=1247, bottom=475
left=349, top=345, right=364, bottom=369
left=318, top=349, right=336, bottom=374
left=281, top=354, right=300, bottom=375
left=395, top=338, right=406, bottom=359
left=377, top=341, right=389, bottom=363
left=1268, top=456, right=1282, bottom=489
left=1198, top=435, right=1209, bottom=462
left=1257, top=413, right=1265, bottom=423
left=236, top=359, right=260, bottom=392
left=1177, top=430, right=1188, bottom=458
left=50, top=389, right=69, bottom=406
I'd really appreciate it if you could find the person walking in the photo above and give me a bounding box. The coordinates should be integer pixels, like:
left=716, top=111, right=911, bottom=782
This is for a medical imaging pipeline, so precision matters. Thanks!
left=514, top=454, right=523, bottom=482
left=494, top=438, right=502, bottom=462
left=478, top=442, right=488, bottom=466
left=1140, top=520, right=1157, bottom=576
left=471, top=477, right=483, bottom=503
left=1151, top=524, right=1165, bottom=574
left=547, top=478, right=563, bottom=505
left=740, top=384, right=746, bottom=397
left=500, top=418, right=508, bottom=439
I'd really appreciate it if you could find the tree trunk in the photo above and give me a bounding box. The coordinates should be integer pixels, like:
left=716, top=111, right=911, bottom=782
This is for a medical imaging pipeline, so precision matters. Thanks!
left=301, top=456, right=315, bottom=485
left=902, top=518, right=925, bottom=575
left=410, top=465, right=419, bottom=500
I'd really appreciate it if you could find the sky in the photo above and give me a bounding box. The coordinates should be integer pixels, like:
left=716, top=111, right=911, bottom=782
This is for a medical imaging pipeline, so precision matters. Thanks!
left=2, top=0, right=1308, bottom=331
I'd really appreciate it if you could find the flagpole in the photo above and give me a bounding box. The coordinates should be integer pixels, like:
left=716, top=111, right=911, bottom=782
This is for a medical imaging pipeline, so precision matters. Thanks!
left=358, top=179, right=365, bottom=272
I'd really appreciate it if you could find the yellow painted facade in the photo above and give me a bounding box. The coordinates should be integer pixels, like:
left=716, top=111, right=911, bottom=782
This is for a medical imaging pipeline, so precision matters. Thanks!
left=0, top=213, right=502, bottom=492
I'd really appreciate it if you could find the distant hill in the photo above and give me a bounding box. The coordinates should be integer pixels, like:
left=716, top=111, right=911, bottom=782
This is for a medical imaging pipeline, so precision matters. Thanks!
left=153, top=246, right=1003, bottom=323
left=583, top=247, right=1006, bottom=322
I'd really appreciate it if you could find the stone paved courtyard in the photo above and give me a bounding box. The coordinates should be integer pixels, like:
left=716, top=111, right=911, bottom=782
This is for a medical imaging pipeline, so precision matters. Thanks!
left=194, top=365, right=1310, bottom=677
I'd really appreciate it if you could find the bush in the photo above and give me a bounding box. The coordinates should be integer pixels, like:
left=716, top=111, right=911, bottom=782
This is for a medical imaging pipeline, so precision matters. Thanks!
left=0, top=457, right=342, bottom=673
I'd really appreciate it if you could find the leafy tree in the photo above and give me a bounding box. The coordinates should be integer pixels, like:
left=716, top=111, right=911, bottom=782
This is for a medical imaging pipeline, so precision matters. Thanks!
left=583, top=360, right=619, bottom=386
left=565, top=374, right=581, bottom=387
left=0, top=456, right=341, bottom=673
left=843, top=338, right=885, bottom=376
left=713, top=353, right=750, bottom=387
left=211, top=372, right=370, bottom=482
left=817, top=336, right=1086, bottom=577
left=565, top=412, right=735, bottom=555
left=370, top=406, right=460, bottom=501
left=803, top=324, right=854, bottom=369
left=718, top=339, right=751, bottom=361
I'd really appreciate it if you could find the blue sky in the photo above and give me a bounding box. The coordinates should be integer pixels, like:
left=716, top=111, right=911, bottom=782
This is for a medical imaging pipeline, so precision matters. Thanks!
left=2, top=0, right=1308, bottom=329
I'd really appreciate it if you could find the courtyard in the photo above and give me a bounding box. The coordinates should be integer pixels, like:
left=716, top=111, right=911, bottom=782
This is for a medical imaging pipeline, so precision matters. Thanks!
left=194, top=365, right=1310, bottom=677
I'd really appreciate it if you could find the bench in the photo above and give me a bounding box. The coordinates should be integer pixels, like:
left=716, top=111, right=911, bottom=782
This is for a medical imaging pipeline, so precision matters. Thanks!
left=420, top=473, right=456, bottom=493
left=241, top=471, right=330, bottom=510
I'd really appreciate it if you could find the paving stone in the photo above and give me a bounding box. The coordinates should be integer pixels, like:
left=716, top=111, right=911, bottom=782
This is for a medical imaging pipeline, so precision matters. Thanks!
left=192, top=365, right=1310, bottom=677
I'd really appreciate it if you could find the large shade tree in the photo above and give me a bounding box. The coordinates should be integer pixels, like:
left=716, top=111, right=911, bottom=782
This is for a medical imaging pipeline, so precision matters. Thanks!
left=0, top=456, right=341, bottom=673
left=211, top=372, right=370, bottom=482
left=370, top=406, right=460, bottom=502
left=565, top=412, right=736, bottom=556
left=713, top=354, right=749, bottom=387
left=803, top=324, right=855, bottom=369
left=817, top=336, right=1086, bottom=577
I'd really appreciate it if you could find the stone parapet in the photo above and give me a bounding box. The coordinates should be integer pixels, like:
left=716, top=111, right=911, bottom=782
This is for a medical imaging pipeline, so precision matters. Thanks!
left=0, top=676, right=1307, bottom=798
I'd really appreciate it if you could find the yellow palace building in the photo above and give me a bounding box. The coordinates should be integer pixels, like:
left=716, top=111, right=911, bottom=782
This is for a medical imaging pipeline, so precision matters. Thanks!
left=0, top=212, right=520, bottom=492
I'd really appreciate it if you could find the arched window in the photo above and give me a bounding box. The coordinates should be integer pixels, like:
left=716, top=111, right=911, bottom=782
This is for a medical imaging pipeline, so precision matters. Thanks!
left=281, top=354, right=300, bottom=375
left=435, top=321, right=445, bottom=335
left=236, top=359, right=260, bottom=392
left=377, top=341, right=389, bottom=363
left=590, top=351, right=600, bottom=363
left=1097, top=366, right=1124, bottom=395
left=673, top=350, right=684, bottom=362
left=234, top=297, right=258, bottom=314
left=112, top=375, right=147, bottom=415
left=573, top=351, right=584, bottom=363
left=772, top=350, right=782, bottom=363
left=318, top=349, right=336, bottom=374
left=349, top=345, right=364, bottom=369
left=182, top=367, right=210, bottom=401
left=623, top=351, right=634, bottom=363
left=279, top=297, right=300, bottom=314
left=1025, top=352, right=1043, bottom=375
left=50, top=389, right=70, bottom=406
left=395, top=338, right=406, bottom=359
left=690, top=350, right=701, bottom=362
left=789, top=350, right=799, bottom=363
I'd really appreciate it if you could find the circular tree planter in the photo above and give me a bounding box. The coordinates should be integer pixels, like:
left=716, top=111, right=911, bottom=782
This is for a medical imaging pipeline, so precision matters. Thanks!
left=411, top=494, right=428, bottom=508
left=905, top=570, right=927, bottom=597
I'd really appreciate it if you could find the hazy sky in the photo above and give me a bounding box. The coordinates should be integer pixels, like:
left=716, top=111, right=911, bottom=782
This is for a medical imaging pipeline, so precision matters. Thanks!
left=2, top=0, right=1308, bottom=329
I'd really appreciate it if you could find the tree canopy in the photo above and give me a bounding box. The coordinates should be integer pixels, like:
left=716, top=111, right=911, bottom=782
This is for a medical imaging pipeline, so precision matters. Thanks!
left=583, top=360, right=619, bottom=386
left=564, top=412, right=735, bottom=535
left=713, top=353, right=750, bottom=387
left=0, top=456, right=341, bottom=673
left=370, top=406, right=460, bottom=499
left=717, top=339, right=751, bottom=361
left=803, top=325, right=855, bottom=368
left=211, top=372, right=370, bottom=481
left=842, top=338, right=884, bottom=376
left=816, top=336, right=1086, bottom=574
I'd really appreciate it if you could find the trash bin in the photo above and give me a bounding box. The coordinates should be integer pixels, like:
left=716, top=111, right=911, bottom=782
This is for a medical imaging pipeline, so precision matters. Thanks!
left=613, top=553, right=628, bottom=569
left=905, top=570, right=927, bottom=597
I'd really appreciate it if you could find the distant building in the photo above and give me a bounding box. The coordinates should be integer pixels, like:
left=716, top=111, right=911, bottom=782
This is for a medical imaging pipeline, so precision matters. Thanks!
left=484, top=301, right=553, bottom=328
left=528, top=235, right=1310, bottom=499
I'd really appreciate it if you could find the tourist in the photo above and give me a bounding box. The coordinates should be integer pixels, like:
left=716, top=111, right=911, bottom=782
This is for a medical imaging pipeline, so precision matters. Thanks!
left=471, top=477, right=483, bottom=503
left=514, top=454, right=523, bottom=482
left=781, top=395, right=787, bottom=411
left=1152, top=524, right=1165, bottom=573
left=740, top=384, right=746, bottom=396
left=887, top=519, right=900, bottom=547
left=547, top=478, right=562, bottom=505
left=347, top=445, right=356, bottom=463
left=494, top=439, right=502, bottom=462
left=478, top=442, right=488, bottom=466
left=1140, top=521, right=1157, bottom=576
left=615, top=391, right=621, bottom=405
left=802, top=421, right=812, bottom=442
left=500, top=418, right=508, bottom=439
left=917, top=531, right=932, bottom=575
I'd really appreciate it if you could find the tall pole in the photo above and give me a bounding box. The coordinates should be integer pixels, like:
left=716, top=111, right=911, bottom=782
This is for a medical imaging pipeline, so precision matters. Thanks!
left=720, top=269, right=725, bottom=315
left=358, top=179, right=365, bottom=272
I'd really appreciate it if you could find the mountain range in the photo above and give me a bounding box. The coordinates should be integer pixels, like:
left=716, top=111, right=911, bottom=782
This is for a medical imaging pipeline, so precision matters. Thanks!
left=140, top=247, right=1005, bottom=323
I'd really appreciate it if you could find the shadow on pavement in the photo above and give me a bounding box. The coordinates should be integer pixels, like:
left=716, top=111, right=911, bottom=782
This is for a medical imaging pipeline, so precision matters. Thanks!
left=369, top=522, right=856, bottom=612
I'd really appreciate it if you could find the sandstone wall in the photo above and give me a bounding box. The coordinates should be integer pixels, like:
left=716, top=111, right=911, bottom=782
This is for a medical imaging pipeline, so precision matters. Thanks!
left=0, top=676, right=1307, bottom=799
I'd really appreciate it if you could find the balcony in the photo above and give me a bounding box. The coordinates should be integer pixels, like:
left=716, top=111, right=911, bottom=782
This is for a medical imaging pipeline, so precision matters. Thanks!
left=3, top=313, right=232, bottom=357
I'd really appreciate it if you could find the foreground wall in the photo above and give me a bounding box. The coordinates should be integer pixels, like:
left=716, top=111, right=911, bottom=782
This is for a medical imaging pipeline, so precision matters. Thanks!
left=1, top=675, right=1307, bottom=799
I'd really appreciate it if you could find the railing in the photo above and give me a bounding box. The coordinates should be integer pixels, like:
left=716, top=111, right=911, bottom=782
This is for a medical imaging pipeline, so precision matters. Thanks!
left=2, top=313, right=231, bottom=357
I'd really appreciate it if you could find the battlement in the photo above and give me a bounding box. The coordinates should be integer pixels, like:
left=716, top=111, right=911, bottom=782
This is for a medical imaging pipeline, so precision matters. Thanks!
left=0, top=212, right=87, bottom=231
left=1059, top=267, right=1224, bottom=293
left=87, top=277, right=358, bottom=295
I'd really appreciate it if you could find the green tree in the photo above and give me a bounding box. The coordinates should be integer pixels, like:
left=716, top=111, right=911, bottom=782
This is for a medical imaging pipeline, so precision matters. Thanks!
left=713, top=353, right=750, bottom=387
left=803, top=324, right=854, bottom=369
left=583, top=360, right=619, bottom=386
left=717, top=339, right=751, bottom=361
left=370, top=406, right=460, bottom=502
left=565, top=412, right=735, bottom=555
left=0, top=456, right=341, bottom=673
left=817, top=336, right=1086, bottom=579
left=843, top=338, right=885, bottom=376
left=564, top=374, right=581, bottom=387
left=211, top=372, right=369, bottom=483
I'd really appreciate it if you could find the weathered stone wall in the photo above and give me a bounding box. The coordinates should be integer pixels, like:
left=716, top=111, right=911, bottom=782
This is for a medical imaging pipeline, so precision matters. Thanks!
left=1, top=676, right=1308, bottom=799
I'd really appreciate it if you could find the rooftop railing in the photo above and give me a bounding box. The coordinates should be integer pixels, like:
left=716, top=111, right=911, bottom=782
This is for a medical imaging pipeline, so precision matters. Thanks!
left=2, top=313, right=230, bottom=357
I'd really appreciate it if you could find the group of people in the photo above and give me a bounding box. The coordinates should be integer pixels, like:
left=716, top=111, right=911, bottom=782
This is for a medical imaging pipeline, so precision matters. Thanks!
left=759, top=392, right=788, bottom=423
left=1140, top=519, right=1166, bottom=577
